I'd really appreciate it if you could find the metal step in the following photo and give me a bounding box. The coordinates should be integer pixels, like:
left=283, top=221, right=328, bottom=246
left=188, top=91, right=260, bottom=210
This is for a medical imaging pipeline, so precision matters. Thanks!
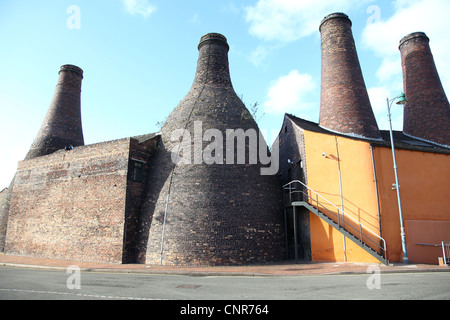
left=292, top=201, right=389, bottom=265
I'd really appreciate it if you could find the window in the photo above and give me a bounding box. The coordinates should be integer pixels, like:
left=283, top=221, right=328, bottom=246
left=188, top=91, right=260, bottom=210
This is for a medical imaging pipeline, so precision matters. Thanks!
left=131, top=161, right=144, bottom=182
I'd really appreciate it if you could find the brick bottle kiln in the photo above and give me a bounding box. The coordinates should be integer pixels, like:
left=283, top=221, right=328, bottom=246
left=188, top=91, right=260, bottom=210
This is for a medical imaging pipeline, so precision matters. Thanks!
left=319, top=13, right=381, bottom=140
left=399, top=32, right=450, bottom=146
left=136, top=33, right=285, bottom=266
left=25, top=65, right=85, bottom=160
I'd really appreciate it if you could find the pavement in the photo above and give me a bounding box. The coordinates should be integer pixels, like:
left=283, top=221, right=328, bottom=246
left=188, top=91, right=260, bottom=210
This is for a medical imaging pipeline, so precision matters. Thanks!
left=1, top=253, right=449, bottom=276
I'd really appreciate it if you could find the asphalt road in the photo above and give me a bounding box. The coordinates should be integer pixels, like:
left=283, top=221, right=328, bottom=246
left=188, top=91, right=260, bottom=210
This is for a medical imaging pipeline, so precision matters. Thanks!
left=1, top=266, right=449, bottom=302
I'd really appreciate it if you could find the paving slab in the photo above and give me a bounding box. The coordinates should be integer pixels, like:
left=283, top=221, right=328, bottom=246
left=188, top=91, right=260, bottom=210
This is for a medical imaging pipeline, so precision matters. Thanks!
left=0, top=253, right=448, bottom=276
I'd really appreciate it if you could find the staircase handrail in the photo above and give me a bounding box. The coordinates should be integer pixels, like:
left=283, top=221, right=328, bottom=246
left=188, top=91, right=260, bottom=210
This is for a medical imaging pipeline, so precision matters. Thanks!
left=283, top=180, right=387, bottom=259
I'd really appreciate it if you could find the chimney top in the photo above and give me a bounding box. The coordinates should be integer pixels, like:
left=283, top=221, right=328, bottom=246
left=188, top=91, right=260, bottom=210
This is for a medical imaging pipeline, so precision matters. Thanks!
left=399, top=32, right=429, bottom=49
left=319, top=12, right=351, bottom=31
left=59, top=64, right=84, bottom=78
left=198, top=33, right=229, bottom=51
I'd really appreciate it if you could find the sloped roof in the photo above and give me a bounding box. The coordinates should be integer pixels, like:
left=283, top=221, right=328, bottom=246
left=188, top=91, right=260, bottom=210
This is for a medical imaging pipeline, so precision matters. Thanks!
left=131, top=132, right=161, bottom=144
left=285, top=113, right=450, bottom=155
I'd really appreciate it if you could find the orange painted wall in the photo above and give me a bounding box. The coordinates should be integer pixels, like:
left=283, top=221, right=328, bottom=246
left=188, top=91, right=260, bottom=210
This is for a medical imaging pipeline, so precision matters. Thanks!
left=297, top=128, right=449, bottom=264
left=303, top=131, right=382, bottom=263
left=372, top=147, right=450, bottom=263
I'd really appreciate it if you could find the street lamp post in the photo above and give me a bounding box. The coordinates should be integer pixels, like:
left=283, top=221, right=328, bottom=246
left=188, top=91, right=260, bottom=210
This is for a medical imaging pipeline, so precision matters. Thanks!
left=386, top=93, right=409, bottom=264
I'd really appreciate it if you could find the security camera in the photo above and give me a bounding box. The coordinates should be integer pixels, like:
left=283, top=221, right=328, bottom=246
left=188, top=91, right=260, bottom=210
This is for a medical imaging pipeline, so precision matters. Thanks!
left=322, top=152, right=327, bottom=157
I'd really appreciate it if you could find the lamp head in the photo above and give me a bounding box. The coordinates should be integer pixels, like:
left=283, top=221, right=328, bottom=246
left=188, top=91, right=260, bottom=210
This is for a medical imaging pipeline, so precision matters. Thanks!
left=396, top=93, right=407, bottom=105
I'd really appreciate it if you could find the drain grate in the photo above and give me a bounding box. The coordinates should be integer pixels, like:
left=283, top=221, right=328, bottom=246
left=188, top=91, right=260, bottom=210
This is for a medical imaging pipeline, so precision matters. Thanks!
left=176, top=284, right=201, bottom=289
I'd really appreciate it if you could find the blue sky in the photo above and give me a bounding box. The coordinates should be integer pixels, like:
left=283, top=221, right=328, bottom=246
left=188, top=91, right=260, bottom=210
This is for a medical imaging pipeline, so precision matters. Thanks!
left=1, top=0, right=449, bottom=189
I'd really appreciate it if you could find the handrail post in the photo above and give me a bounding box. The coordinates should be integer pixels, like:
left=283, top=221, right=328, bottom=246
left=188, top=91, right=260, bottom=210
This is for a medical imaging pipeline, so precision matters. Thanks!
left=284, top=206, right=288, bottom=259
left=443, top=241, right=448, bottom=266
left=289, top=185, right=292, bottom=204
left=337, top=208, right=340, bottom=228
left=293, top=206, right=298, bottom=264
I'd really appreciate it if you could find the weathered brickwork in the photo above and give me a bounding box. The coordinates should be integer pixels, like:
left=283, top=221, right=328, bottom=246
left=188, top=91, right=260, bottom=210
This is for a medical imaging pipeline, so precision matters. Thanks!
left=399, top=32, right=450, bottom=146
left=0, top=181, right=14, bottom=252
left=5, top=136, right=157, bottom=263
left=123, top=135, right=159, bottom=263
left=319, top=13, right=381, bottom=140
left=276, top=115, right=311, bottom=261
left=136, top=33, right=285, bottom=266
left=277, top=115, right=307, bottom=188
left=26, top=65, right=85, bottom=160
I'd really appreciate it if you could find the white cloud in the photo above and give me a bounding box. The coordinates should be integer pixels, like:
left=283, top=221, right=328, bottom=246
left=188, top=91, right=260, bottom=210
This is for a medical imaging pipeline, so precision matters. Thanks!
left=362, top=0, right=450, bottom=88
left=263, top=70, right=316, bottom=116
left=220, top=2, right=241, bottom=15
left=375, top=56, right=402, bottom=84
left=368, top=87, right=404, bottom=131
left=248, top=45, right=270, bottom=67
left=245, top=0, right=371, bottom=43
left=189, top=13, right=200, bottom=24
left=122, top=0, right=156, bottom=18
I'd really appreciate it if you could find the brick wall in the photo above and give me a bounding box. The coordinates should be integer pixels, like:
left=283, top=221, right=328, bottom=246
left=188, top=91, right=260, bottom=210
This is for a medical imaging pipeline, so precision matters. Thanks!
left=0, top=181, right=14, bottom=252
left=5, top=138, right=132, bottom=263
left=277, top=115, right=307, bottom=188
left=276, top=115, right=312, bottom=261
left=123, top=136, right=159, bottom=263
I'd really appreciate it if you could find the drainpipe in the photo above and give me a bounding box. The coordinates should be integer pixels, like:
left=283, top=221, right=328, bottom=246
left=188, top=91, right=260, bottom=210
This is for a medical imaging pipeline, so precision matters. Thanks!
left=335, top=136, right=347, bottom=262
left=370, top=145, right=383, bottom=242
left=160, top=192, right=170, bottom=265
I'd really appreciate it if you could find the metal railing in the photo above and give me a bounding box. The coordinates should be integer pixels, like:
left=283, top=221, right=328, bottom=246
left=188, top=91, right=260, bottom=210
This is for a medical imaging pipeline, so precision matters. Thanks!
left=443, top=241, right=450, bottom=266
left=283, top=180, right=387, bottom=261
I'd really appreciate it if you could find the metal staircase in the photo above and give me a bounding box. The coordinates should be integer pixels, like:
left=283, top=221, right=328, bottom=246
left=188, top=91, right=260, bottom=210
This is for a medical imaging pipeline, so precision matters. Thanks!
left=283, top=180, right=388, bottom=265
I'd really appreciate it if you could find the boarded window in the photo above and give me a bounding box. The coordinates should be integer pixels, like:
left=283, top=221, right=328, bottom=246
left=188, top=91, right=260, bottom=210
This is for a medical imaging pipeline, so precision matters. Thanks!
left=131, top=161, right=144, bottom=182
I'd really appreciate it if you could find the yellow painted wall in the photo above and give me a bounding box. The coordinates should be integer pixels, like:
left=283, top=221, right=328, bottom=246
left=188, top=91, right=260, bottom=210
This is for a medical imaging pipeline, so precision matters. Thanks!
left=372, top=147, right=450, bottom=263
left=303, top=131, right=382, bottom=263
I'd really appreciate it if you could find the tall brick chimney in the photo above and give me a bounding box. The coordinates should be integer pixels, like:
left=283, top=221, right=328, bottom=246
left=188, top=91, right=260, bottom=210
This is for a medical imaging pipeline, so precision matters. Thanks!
left=25, top=65, right=84, bottom=159
left=137, top=33, right=285, bottom=266
left=319, top=13, right=381, bottom=140
left=399, top=32, right=450, bottom=146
